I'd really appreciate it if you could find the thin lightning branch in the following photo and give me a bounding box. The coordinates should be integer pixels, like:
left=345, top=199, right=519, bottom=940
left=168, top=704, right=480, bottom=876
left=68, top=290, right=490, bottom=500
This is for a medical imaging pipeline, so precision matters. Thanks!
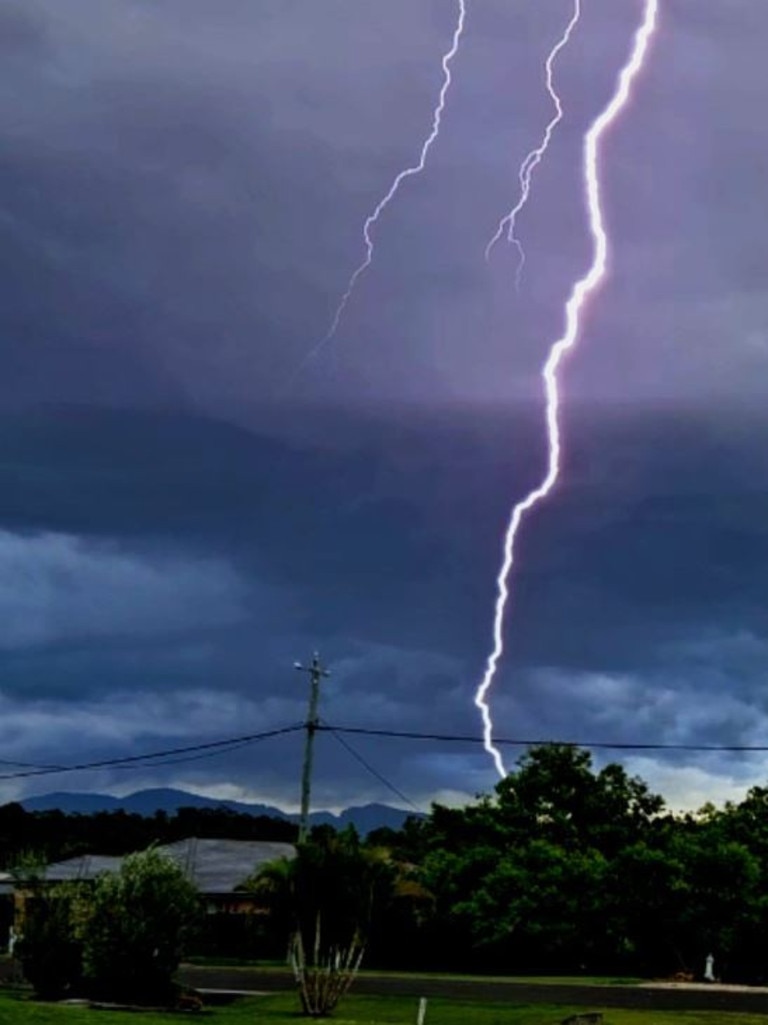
left=290, top=0, right=466, bottom=381
left=474, top=0, right=660, bottom=779
left=485, top=0, right=581, bottom=284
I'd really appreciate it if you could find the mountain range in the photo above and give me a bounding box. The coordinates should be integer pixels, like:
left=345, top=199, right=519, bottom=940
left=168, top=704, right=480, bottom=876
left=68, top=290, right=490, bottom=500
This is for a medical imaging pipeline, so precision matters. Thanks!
left=20, top=788, right=420, bottom=834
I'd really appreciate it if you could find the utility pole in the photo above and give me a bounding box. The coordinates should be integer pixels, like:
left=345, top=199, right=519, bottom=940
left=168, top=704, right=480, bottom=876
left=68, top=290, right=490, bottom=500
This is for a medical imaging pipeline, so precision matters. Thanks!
left=294, top=652, right=330, bottom=843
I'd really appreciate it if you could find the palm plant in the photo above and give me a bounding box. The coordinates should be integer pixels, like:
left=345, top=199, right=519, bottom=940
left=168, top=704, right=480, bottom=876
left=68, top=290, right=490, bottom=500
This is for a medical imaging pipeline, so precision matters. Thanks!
left=248, top=827, right=393, bottom=1017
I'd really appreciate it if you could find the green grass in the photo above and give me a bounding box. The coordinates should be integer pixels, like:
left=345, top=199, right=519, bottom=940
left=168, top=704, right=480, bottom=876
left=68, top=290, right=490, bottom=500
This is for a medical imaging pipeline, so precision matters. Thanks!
left=2, top=991, right=768, bottom=1025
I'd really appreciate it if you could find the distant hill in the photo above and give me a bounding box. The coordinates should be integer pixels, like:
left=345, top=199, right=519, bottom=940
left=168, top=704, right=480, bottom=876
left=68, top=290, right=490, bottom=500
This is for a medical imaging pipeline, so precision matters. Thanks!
left=19, top=788, right=420, bottom=834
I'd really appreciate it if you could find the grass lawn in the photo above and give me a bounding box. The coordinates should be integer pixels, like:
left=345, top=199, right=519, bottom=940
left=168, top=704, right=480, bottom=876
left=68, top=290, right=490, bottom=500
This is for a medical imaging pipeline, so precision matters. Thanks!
left=2, top=991, right=768, bottom=1025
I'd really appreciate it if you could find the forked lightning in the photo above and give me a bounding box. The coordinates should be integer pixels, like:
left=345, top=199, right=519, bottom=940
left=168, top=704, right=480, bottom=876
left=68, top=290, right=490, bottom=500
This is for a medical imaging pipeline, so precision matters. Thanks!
left=474, top=0, right=660, bottom=777
left=293, top=1, right=466, bottom=379
left=485, top=0, right=581, bottom=286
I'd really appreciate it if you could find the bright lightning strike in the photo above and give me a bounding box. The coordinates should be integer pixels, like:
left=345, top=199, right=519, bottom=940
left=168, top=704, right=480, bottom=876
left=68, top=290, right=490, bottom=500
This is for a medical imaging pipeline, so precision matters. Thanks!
left=474, top=0, right=660, bottom=778
left=485, top=0, right=581, bottom=283
left=293, top=0, right=466, bottom=378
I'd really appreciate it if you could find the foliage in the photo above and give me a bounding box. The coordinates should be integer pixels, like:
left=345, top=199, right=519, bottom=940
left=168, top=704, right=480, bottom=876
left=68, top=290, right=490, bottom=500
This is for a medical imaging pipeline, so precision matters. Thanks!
left=248, top=826, right=394, bottom=1016
left=9, top=744, right=768, bottom=984
left=7, top=850, right=48, bottom=887
left=0, top=802, right=296, bottom=870
left=372, top=745, right=768, bottom=980
left=15, top=884, right=86, bottom=1000
left=81, top=847, right=200, bottom=1003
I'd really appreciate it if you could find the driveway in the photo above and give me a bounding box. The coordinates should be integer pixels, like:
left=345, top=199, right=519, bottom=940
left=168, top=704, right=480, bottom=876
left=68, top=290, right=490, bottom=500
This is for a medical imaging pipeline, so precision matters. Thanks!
left=176, top=966, right=768, bottom=1014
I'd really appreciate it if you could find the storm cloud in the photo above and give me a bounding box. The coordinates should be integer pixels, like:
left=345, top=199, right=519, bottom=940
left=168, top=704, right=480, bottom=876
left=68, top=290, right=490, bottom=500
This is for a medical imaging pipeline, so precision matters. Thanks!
left=0, top=1, right=766, bottom=812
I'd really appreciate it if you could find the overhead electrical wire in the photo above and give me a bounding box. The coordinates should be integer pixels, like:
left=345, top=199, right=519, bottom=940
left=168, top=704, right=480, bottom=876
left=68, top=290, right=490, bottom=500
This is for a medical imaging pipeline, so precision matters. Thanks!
left=321, top=720, right=421, bottom=812
left=318, top=724, right=768, bottom=754
left=113, top=737, right=268, bottom=772
left=3, top=720, right=767, bottom=789
left=0, top=723, right=304, bottom=782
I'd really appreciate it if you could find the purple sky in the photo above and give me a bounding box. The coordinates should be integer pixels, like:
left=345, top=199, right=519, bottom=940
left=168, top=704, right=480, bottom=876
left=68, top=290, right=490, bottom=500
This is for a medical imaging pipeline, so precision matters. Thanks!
left=0, top=0, right=767, bottom=813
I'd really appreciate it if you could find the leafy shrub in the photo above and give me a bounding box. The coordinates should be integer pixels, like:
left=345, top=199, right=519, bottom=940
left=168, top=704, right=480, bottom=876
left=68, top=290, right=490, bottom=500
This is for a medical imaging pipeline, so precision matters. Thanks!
left=16, top=891, right=84, bottom=999
left=82, top=847, right=200, bottom=1004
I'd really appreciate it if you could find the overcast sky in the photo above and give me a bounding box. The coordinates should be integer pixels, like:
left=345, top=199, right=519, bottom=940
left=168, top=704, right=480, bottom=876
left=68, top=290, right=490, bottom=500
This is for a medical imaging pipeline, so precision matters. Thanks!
left=1, top=0, right=767, bottom=814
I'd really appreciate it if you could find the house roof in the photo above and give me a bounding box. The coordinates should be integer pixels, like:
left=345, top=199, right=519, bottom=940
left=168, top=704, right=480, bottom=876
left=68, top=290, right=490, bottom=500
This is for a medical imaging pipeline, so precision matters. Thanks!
left=161, top=838, right=295, bottom=893
left=43, top=854, right=124, bottom=882
left=38, top=838, right=295, bottom=894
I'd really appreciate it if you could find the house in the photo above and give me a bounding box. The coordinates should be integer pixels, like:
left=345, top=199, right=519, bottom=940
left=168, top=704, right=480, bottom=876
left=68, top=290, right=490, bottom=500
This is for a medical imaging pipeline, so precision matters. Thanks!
left=7, top=838, right=296, bottom=957
left=38, top=838, right=295, bottom=906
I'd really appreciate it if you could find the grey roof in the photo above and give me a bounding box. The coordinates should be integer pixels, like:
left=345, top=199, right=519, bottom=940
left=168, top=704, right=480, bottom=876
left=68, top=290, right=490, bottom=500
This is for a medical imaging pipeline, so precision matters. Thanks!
left=43, top=854, right=124, bottom=882
left=161, top=838, right=295, bottom=894
left=36, top=839, right=295, bottom=894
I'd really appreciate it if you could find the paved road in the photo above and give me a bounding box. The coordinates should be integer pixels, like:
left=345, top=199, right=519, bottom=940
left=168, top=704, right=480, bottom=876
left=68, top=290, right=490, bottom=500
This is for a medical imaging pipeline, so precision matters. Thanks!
left=177, top=966, right=768, bottom=1015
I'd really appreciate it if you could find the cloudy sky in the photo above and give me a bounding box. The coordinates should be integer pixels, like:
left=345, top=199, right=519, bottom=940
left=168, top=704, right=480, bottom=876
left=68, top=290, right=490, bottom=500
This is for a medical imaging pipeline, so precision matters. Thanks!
left=1, top=0, right=767, bottom=814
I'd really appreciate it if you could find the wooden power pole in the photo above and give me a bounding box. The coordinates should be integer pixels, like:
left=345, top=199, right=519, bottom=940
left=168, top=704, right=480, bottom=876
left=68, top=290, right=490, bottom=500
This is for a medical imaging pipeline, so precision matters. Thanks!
left=294, top=652, right=330, bottom=843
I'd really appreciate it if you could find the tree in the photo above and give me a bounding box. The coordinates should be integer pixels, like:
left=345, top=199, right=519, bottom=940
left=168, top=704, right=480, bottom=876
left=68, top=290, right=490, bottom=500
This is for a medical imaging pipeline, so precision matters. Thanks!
left=411, top=746, right=668, bottom=972
left=248, top=826, right=393, bottom=1017
left=494, top=745, right=665, bottom=854
left=81, top=847, right=200, bottom=1004
left=605, top=837, right=690, bottom=974
left=14, top=879, right=87, bottom=1000
left=670, top=823, right=761, bottom=980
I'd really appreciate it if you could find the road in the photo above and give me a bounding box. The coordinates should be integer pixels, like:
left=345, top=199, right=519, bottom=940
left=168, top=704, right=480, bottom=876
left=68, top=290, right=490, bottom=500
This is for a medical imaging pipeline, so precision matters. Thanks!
left=176, top=966, right=768, bottom=1015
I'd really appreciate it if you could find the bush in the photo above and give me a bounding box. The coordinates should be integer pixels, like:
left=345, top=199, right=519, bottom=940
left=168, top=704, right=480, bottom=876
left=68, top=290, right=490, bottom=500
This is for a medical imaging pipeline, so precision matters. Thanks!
left=82, top=848, right=200, bottom=1004
left=16, top=891, right=84, bottom=999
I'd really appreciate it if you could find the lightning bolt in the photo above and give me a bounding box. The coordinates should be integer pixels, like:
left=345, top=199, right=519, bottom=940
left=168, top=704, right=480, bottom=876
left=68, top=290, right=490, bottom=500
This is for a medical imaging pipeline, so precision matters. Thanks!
left=291, top=0, right=466, bottom=379
left=485, top=0, right=581, bottom=283
left=474, top=0, right=660, bottom=778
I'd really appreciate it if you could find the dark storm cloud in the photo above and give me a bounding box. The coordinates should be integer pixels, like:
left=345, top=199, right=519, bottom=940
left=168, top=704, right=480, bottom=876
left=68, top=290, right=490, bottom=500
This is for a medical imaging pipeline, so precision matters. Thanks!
left=0, top=3, right=48, bottom=57
left=0, top=530, right=248, bottom=650
left=0, top=0, right=660, bottom=410
left=0, top=0, right=479, bottom=410
left=0, top=2, right=767, bottom=810
left=1, top=401, right=766, bottom=809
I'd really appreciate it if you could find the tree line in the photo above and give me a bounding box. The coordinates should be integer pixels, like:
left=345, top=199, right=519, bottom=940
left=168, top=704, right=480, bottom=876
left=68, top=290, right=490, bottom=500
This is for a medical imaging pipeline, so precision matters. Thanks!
left=0, top=802, right=297, bottom=868
left=363, top=745, right=768, bottom=983
left=5, top=745, right=768, bottom=983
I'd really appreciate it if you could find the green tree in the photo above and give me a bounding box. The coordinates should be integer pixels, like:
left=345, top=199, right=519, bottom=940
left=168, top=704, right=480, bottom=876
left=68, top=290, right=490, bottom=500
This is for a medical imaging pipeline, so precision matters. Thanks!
left=672, top=822, right=761, bottom=979
left=81, top=847, right=200, bottom=1004
left=248, top=826, right=393, bottom=1017
left=712, top=789, right=768, bottom=981
left=606, top=837, right=690, bottom=974
left=15, top=882, right=87, bottom=1000
left=494, top=745, right=665, bottom=854
left=413, top=746, right=667, bottom=972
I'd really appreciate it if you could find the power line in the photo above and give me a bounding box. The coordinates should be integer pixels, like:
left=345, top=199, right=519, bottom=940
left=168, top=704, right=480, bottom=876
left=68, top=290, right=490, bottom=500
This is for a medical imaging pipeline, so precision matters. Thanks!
left=319, top=724, right=768, bottom=754
left=0, top=724, right=304, bottom=781
left=0, top=758, right=65, bottom=769
left=321, top=720, right=421, bottom=813
left=114, top=737, right=266, bottom=772
left=4, top=719, right=768, bottom=790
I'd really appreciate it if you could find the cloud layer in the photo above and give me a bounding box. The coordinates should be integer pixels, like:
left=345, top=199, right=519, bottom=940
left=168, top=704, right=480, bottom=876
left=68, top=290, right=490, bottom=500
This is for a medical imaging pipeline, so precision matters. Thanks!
left=0, top=2, right=766, bottom=812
